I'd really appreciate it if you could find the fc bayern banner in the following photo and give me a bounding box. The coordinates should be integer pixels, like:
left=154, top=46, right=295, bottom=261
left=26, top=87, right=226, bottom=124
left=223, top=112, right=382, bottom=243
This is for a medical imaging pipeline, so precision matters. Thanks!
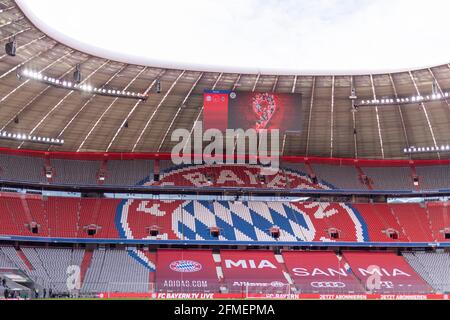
left=220, top=250, right=288, bottom=290
left=155, top=249, right=220, bottom=292
left=203, top=90, right=302, bottom=134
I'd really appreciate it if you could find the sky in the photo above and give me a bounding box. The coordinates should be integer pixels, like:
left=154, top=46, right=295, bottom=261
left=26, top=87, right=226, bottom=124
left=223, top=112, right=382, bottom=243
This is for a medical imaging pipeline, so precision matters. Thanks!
left=16, top=0, right=450, bottom=74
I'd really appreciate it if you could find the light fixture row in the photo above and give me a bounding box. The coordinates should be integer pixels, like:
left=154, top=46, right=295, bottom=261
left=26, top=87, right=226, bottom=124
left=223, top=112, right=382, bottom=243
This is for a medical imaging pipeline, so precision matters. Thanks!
left=359, top=92, right=449, bottom=107
left=0, top=130, right=64, bottom=146
left=404, top=145, right=450, bottom=154
left=20, top=69, right=148, bottom=101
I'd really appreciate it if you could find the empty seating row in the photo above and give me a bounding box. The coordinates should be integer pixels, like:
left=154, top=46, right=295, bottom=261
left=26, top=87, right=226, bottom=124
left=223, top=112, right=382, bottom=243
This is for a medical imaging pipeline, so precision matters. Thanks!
left=1, top=247, right=446, bottom=294
left=1, top=151, right=450, bottom=190
left=0, top=192, right=449, bottom=243
left=402, top=251, right=450, bottom=293
left=0, top=153, right=153, bottom=186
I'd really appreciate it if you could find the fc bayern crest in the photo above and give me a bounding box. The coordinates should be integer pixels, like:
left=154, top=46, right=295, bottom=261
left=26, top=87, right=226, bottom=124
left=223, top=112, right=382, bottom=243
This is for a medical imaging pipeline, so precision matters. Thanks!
left=115, top=164, right=369, bottom=270
left=169, top=260, right=202, bottom=273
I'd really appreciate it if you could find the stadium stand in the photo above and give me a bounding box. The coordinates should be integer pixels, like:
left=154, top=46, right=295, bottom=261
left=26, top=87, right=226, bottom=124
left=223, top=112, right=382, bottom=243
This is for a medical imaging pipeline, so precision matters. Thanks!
left=20, top=247, right=84, bottom=292
left=0, top=246, right=149, bottom=294
left=353, top=203, right=408, bottom=242
left=155, top=249, right=220, bottom=293
left=106, top=160, right=153, bottom=185
left=402, top=251, right=450, bottom=293
left=311, top=164, right=364, bottom=190
left=51, top=159, right=101, bottom=185
left=390, top=204, right=435, bottom=242
left=0, top=247, right=31, bottom=272
left=416, top=165, right=450, bottom=190
left=0, top=248, right=15, bottom=269
left=0, top=153, right=46, bottom=183
left=1, top=192, right=450, bottom=243
left=219, top=250, right=289, bottom=294
left=2, top=151, right=450, bottom=191
left=362, top=166, right=414, bottom=190
left=282, top=251, right=365, bottom=293
left=2, top=0, right=450, bottom=302
left=2, top=246, right=449, bottom=295
left=426, top=202, right=450, bottom=242
left=81, top=249, right=150, bottom=294
left=343, top=251, right=433, bottom=293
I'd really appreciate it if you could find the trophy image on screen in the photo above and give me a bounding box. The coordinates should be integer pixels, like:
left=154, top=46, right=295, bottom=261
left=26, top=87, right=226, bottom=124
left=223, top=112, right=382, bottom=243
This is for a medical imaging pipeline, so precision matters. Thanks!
left=252, top=93, right=277, bottom=131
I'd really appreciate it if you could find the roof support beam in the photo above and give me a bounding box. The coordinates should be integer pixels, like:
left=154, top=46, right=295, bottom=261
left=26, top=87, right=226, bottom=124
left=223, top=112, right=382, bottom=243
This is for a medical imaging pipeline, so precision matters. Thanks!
left=231, top=74, right=240, bottom=91
left=106, top=68, right=167, bottom=152
left=0, top=42, right=58, bottom=80
left=428, top=68, right=450, bottom=112
left=252, top=73, right=260, bottom=92
left=0, top=5, right=16, bottom=13
left=157, top=72, right=204, bottom=152
left=50, top=62, right=122, bottom=147
left=0, top=35, right=46, bottom=60
left=369, top=74, right=385, bottom=159
left=272, top=76, right=279, bottom=92
left=77, top=66, right=146, bottom=152
left=351, top=76, right=358, bottom=158
left=0, top=27, right=31, bottom=42
left=0, top=51, right=80, bottom=131
left=305, top=76, right=315, bottom=157
left=408, top=71, right=440, bottom=159
left=0, top=16, right=25, bottom=30
left=0, top=44, right=65, bottom=104
left=18, top=59, right=109, bottom=149
left=330, top=76, right=335, bottom=158
left=388, top=74, right=410, bottom=151
left=291, top=75, right=297, bottom=93
left=131, top=70, right=186, bottom=152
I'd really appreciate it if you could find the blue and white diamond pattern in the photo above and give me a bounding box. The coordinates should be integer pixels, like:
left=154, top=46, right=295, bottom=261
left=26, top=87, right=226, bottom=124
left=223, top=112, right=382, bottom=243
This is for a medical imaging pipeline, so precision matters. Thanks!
left=172, top=201, right=316, bottom=242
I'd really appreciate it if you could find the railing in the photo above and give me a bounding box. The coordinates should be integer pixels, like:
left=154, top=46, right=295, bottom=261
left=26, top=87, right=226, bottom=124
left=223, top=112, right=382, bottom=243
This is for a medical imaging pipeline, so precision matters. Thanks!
left=40, top=281, right=448, bottom=299
left=2, top=178, right=450, bottom=198
left=1, top=234, right=449, bottom=247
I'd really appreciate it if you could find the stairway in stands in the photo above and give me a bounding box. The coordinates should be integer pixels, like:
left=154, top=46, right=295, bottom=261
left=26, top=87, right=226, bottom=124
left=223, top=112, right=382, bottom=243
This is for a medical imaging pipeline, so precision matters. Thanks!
left=274, top=252, right=296, bottom=292
left=337, top=253, right=366, bottom=292
left=213, top=251, right=226, bottom=293
left=20, top=196, right=34, bottom=225
left=16, top=248, right=34, bottom=271
left=91, top=199, right=102, bottom=226
left=79, top=249, right=93, bottom=286
left=147, top=250, right=157, bottom=292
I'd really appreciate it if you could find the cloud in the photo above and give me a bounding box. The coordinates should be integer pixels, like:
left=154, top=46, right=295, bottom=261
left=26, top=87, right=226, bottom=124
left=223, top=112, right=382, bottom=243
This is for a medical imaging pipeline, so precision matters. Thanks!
left=16, top=0, right=450, bottom=74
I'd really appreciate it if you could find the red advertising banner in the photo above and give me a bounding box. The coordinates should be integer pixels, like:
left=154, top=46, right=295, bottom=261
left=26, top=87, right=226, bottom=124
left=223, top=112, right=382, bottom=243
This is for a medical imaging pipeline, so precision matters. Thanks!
left=282, top=251, right=365, bottom=293
left=155, top=249, right=220, bottom=292
left=99, top=292, right=449, bottom=300
left=220, top=250, right=288, bottom=290
left=343, top=252, right=434, bottom=293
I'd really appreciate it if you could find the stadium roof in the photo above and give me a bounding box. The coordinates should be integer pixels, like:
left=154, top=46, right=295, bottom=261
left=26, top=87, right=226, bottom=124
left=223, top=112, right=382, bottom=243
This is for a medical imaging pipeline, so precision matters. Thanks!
left=1, top=0, right=450, bottom=160
left=16, top=0, right=450, bottom=75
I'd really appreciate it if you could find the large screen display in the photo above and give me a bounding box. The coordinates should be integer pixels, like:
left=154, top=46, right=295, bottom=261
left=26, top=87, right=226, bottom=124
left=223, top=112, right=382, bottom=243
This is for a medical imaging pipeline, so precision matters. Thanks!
left=204, top=90, right=302, bottom=134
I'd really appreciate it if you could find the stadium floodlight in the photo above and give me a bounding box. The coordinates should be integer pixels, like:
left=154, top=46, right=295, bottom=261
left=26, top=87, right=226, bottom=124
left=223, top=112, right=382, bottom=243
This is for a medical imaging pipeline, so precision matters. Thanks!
left=404, top=144, right=450, bottom=154
left=357, top=91, right=450, bottom=107
left=19, top=68, right=148, bottom=101
left=156, top=80, right=161, bottom=93
left=0, top=130, right=64, bottom=146
left=73, top=64, right=82, bottom=83
left=5, top=37, right=16, bottom=56
left=349, top=88, right=357, bottom=100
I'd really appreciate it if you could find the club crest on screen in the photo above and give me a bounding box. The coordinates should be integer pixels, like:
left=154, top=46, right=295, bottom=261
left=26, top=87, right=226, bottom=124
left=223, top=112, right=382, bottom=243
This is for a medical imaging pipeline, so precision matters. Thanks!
left=169, top=260, right=202, bottom=273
